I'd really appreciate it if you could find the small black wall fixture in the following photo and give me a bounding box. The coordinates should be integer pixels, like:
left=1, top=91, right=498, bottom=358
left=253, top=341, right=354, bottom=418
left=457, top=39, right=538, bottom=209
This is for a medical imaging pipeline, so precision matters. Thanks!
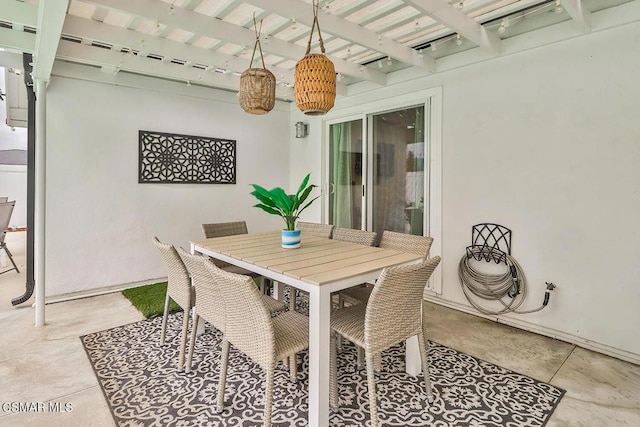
left=139, top=130, right=236, bottom=184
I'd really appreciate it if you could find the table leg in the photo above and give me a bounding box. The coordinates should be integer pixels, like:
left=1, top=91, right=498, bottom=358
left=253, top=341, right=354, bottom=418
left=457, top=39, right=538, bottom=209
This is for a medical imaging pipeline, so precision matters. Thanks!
left=271, top=281, right=285, bottom=302
left=307, top=285, right=332, bottom=427
left=405, top=336, right=421, bottom=376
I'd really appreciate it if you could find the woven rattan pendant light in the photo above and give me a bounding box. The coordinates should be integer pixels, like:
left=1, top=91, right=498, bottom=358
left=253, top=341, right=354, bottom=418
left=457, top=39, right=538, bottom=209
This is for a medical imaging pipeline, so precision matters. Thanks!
left=294, top=1, right=336, bottom=116
left=239, top=17, right=275, bottom=115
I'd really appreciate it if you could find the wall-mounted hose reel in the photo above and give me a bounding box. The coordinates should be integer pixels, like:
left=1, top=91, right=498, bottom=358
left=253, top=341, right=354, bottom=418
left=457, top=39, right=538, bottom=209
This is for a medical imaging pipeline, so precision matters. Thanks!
left=459, top=223, right=555, bottom=315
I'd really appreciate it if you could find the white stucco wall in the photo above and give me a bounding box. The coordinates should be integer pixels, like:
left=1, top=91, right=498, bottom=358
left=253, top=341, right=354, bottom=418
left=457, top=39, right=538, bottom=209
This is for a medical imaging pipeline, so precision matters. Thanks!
left=0, top=67, right=29, bottom=146
left=45, top=76, right=290, bottom=296
left=0, top=67, right=28, bottom=227
left=290, top=23, right=640, bottom=360
left=0, top=165, right=27, bottom=228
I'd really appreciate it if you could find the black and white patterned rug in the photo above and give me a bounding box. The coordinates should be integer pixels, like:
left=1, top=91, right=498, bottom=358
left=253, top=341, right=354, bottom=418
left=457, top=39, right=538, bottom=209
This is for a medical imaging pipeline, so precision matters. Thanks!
left=81, top=312, right=564, bottom=427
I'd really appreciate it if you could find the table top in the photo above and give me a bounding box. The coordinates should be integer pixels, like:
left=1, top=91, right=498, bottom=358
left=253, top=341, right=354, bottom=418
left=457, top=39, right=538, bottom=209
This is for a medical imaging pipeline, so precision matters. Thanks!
left=191, top=230, right=422, bottom=287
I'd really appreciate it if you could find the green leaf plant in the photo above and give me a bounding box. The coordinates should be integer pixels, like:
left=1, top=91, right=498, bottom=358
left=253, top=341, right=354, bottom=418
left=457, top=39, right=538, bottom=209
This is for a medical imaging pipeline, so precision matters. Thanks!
left=250, top=173, right=320, bottom=231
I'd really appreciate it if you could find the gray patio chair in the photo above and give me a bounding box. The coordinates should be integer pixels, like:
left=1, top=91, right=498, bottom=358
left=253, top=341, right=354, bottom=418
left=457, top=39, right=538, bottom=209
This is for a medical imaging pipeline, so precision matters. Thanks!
left=201, top=221, right=268, bottom=293
left=177, top=248, right=287, bottom=372
left=0, top=201, right=19, bottom=275
left=329, top=257, right=441, bottom=427
left=331, top=227, right=377, bottom=246
left=210, top=264, right=309, bottom=427
left=152, top=237, right=194, bottom=371
left=296, top=221, right=334, bottom=238
left=202, top=220, right=248, bottom=239
left=340, top=231, right=434, bottom=305
left=287, top=221, right=335, bottom=310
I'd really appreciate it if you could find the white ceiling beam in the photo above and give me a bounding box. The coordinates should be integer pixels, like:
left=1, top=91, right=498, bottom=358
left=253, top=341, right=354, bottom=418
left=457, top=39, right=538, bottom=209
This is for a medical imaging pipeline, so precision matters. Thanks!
left=0, top=26, right=35, bottom=53
left=32, top=0, right=69, bottom=82
left=214, top=0, right=246, bottom=20
left=62, top=15, right=296, bottom=84
left=83, top=0, right=387, bottom=85
left=0, top=51, right=25, bottom=69
left=245, top=0, right=435, bottom=72
left=561, top=0, right=591, bottom=32
left=54, top=39, right=293, bottom=100
left=406, top=0, right=502, bottom=54
left=62, top=15, right=347, bottom=95
left=0, top=0, right=38, bottom=28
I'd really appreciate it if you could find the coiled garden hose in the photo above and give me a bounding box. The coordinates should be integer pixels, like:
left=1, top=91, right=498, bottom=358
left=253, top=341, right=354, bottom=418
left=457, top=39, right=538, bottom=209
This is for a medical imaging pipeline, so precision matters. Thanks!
left=458, top=249, right=554, bottom=315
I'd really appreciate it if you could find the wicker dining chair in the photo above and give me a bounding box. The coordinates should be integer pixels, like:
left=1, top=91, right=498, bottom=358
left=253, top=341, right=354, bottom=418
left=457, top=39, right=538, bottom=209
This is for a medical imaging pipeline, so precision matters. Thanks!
left=331, top=227, right=377, bottom=246
left=287, top=221, right=335, bottom=311
left=152, top=237, right=194, bottom=371
left=340, top=231, right=434, bottom=305
left=177, top=248, right=287, bottom=372
left=201, top=221, right=268, bottom=292
left=296, top=221, right=334, bottom=238
left=210, top=264, right=309, bottom=427
left=329, top=256, right=441, bottom=427
left=202, top=221, right=248, bottom=239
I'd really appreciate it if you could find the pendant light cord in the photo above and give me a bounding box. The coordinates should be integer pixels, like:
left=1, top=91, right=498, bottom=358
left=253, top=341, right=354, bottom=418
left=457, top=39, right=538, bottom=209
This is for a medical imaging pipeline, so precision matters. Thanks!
left=305, top=0, right=326, bottom=55
left=249, top=13, right=266, bottom=69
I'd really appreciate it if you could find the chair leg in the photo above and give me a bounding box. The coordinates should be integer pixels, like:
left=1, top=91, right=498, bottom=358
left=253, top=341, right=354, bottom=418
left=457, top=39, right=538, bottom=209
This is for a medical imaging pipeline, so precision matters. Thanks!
left=289, top=287, right=297, bottom=312
left=159, top=293, right=171, bottom=346
left=330, top=332, right=339, bottom=409
left=185, top=310, right=199, bottom=373
left=264, top=363, right=275, bottom=427
left=178, top=306, right=190, bottom=371
left=337, top=295, right=345, bottom=350
left=356, top=346, right=364, bottom=369
left=1, top=245, right=19, bottom=273
left=259, top=277, right=268, bottom=294
left=216, top=338, right=230, bottom=413
left=289, top=353, right=298, bottom=380
left=417, top=332, right=433, bottom=402
left=365, top=351, right=379, bottom=427
left=374, top=354, right=382, bottom=373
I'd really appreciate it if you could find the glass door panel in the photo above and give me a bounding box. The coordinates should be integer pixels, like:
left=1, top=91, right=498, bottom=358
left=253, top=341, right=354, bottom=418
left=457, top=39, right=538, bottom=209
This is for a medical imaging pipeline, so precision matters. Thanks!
left=371, top=106, right=425, bottom=237
left=328, top=119, right=363, bottom=229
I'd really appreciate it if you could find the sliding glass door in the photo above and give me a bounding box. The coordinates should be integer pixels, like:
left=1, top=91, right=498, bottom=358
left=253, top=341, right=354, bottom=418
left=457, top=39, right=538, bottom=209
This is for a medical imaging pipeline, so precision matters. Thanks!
left=370, top=106, right=425, bottom=237
left=328, top=105, right=428, bottom=237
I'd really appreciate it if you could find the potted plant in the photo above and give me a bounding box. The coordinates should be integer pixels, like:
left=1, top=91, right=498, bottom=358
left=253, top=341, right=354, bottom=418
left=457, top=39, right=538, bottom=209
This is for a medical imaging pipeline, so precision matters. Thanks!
left=250, top=173, right=320, bottom=248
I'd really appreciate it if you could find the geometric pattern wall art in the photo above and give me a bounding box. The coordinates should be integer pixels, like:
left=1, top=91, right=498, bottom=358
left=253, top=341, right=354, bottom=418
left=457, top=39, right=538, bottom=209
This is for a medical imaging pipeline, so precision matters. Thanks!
left=138, top=130, right=236, bottom=184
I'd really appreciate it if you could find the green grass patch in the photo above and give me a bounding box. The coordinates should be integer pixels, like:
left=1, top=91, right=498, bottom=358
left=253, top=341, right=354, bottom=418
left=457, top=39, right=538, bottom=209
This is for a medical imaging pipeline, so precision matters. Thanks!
left=122, top=282, right=182, bottom=319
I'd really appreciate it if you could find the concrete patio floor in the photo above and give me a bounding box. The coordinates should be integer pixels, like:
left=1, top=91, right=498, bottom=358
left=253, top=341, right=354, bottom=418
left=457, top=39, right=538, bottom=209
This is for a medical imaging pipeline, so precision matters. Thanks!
left=1, top=231, right=638, bottom=426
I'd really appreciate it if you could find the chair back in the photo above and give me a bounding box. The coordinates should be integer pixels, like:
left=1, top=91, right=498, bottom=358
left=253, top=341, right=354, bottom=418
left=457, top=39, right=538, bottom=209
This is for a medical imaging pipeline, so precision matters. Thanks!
left=364, top=256, right=441, bottom=354
left=202, top=221, right=248, bottom=238
left=0, top=197, right=8, bottom=203
left=205, top=263, right=275, bottom=369
left=379, top=230, right=433, bottom=258
left=0, top=201, right=16, bottom=245
left=332, top=227, right=377, bottom=246
left=297, top=221, right=334, bottom=238
left=178, top=248, right=225, bottom=332
left=152, top=237, right=192, bottom=309
left=201, top=221, right=248, bottom=269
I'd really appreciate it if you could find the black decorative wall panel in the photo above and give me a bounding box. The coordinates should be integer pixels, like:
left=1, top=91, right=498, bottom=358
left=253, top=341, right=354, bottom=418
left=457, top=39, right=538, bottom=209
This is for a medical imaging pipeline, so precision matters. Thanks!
left=138, top=130, right=236, bottom=184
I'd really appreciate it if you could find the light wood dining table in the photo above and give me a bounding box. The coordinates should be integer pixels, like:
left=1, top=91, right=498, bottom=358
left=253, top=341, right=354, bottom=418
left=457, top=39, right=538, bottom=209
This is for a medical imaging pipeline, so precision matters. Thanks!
left=191, top=230, right=424, bottom=427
